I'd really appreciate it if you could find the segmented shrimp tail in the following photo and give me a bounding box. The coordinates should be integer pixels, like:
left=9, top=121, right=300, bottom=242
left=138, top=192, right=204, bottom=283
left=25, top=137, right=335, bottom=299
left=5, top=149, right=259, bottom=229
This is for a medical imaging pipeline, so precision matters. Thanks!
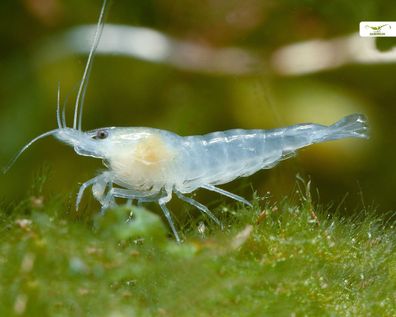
left=324, top=113, right=369, bottom=142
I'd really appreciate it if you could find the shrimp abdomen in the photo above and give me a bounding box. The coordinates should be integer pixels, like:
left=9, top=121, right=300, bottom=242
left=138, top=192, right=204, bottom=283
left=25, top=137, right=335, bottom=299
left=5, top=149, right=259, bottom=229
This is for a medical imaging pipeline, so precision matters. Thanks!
left=179, top=114, right=368, bottom=190
left=180, top=129, right=284, bottom=188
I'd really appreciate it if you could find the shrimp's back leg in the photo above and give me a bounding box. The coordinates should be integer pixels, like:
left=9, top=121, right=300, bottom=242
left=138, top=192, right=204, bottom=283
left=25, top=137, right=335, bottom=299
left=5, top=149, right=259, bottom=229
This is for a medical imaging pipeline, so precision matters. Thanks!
left=201, top=184, right=252, bottom=207
left=175, top=191, right=223, bottom=229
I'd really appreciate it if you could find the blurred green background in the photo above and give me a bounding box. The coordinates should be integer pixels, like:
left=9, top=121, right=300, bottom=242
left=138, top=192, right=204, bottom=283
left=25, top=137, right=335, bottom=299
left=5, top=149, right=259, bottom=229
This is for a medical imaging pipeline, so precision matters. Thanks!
left=0, top=0, right=395, bottom=214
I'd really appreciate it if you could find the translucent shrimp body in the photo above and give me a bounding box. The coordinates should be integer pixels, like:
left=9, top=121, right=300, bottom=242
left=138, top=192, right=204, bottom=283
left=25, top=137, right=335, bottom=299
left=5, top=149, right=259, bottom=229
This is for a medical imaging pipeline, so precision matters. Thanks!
left=99, top=113, right=368, bottom=196
left=73, top=114, right=368, bottom=242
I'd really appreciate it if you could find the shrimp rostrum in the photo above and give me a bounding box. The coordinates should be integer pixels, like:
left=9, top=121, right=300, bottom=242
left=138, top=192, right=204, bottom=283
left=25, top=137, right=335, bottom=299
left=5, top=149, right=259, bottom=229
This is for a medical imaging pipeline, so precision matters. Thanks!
left=4, top=0, right=369, bottom=242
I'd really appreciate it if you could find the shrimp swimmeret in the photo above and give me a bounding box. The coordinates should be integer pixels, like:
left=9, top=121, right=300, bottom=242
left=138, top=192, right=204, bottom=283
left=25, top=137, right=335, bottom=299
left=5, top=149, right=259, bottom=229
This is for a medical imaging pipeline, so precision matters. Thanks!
left=5, top=0, right=369, bottom=242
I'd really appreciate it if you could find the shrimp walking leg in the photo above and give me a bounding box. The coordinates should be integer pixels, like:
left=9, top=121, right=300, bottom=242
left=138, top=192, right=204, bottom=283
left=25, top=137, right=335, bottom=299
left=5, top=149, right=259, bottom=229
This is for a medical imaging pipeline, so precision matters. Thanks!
left=76, top=172, right=111, bottom=210
left=201, top=184, right=252, bottom=207
left=126, top=199, right=133, bottom=208
left=99, top=187, right=156, bottom=213
left=175, top=191, right=223, bottom=229
left=110, top=188, right=163, bottom=202
left=100, top=187, right=118, bottom=214
left=158, top=192, right=181, bottom=243
left=99, top=187, right=165, bottom=213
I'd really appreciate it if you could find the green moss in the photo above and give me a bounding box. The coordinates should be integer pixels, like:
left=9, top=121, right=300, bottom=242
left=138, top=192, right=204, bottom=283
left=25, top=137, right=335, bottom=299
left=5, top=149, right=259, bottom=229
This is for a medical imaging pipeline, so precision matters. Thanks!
left=0, top=187, right=395, bottom=317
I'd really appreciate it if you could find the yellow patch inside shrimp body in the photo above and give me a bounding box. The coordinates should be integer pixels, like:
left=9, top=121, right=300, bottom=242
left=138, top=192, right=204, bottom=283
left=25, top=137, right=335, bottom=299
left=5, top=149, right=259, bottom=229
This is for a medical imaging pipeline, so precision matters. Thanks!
left=109, top=134, right=176, bottom=191
left=134, top=135, right=173, bottom=165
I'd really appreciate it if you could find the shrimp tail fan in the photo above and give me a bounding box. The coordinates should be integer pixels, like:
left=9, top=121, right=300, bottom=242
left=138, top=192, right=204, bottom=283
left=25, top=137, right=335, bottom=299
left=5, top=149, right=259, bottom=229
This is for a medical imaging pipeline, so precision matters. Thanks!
left=323, top=114, right=369, bottom=142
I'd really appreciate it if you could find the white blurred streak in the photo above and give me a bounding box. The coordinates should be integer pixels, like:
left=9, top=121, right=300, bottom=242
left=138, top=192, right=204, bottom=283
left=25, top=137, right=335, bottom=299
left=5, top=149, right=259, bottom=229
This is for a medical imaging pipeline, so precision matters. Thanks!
left=38, top=24, right=261, bottom=75
left=71, top=25, right=172, bottom=62
left=271, top=39, right=347, bottom=75
left=272, top=33, right=396, bottom=75
left=38, top=25, right=396, bottom=76
left=168, top=42, right=257, bottom=75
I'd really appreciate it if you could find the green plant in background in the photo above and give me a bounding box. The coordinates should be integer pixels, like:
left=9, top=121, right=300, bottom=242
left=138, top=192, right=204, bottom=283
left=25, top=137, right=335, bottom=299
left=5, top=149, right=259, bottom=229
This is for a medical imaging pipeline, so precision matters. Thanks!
left=0, top=178, right=394, bottom=316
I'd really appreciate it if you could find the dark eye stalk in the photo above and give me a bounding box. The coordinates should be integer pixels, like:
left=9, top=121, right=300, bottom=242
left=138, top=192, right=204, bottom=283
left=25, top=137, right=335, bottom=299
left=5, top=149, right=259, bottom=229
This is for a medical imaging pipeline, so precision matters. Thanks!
left=94, top=130, right=108, bottom=140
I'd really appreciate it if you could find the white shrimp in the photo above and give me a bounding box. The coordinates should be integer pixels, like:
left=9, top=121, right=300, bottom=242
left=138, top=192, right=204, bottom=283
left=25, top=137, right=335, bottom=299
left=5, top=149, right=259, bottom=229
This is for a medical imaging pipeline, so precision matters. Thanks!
left=4, top=0, right=369, bottom=242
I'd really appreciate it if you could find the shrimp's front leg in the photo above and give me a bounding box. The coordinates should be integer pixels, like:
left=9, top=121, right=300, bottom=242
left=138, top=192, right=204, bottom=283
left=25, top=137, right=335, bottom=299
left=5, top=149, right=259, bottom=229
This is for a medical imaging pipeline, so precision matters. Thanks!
left=76, top=172, right=113, bottom=210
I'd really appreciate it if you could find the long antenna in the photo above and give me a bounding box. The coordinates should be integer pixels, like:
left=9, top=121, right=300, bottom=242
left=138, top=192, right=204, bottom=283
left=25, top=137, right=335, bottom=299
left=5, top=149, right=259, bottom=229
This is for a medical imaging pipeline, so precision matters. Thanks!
left=73, top=0, right=109, bottom=131
left=2, top=130, right=60, bottom=174
left=56, top=81, right=62, bottom=128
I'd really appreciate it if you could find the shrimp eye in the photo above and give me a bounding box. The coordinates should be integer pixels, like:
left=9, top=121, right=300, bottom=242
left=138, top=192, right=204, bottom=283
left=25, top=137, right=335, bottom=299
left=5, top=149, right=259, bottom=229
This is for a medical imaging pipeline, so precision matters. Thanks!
left=95, top=130, right=108, bottom=140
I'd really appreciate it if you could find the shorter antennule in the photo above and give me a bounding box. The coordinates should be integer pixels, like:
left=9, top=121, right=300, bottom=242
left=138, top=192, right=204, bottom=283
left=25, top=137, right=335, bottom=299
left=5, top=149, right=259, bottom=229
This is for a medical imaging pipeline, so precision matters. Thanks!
left=2, top=129, right=59, bottom=174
